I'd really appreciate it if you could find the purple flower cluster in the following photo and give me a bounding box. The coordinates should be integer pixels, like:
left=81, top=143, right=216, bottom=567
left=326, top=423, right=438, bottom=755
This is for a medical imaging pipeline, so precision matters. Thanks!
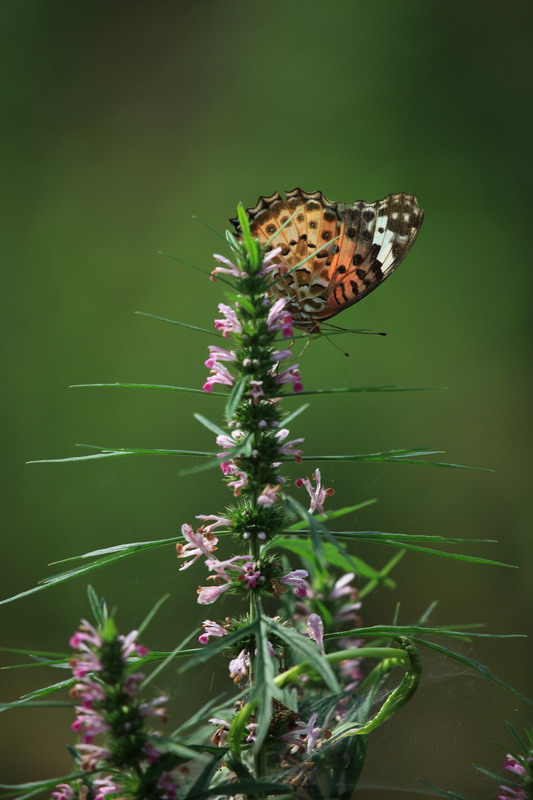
left=498, top=752, right=532, bottom=799
left=52, top=619, right=182, bottom=799
left=176, top=519, right=309, bottom=606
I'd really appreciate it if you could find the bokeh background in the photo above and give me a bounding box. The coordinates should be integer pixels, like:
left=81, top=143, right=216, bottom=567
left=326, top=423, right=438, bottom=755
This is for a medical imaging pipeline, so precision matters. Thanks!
left=1, top=1, right=531, bottom=796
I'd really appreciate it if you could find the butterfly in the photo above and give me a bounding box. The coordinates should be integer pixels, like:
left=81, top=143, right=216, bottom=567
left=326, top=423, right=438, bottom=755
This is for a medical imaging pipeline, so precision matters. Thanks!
left=231, top=188, right=424, bottom=333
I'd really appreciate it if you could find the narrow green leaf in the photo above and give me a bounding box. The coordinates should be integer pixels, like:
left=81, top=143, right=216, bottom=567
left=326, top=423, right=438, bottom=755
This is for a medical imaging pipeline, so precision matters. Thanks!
left=409, top=637, right=533, bottom=705
left=417, top=779, right=471, bottom=799
left=380, top=540, right=515, bottom=568
left=473, top=765, right=508, bottom=782
left=135, top=311, right=222, bottom=338
left=283, top=494, right=324, bottom=562
left=331, top=531, right=497, bottom=544
left=252, top=611, right=283, bottom=751
left=0, top=773, right=86, bottom=800
left=225, top=375, right=247, bottom=421
left=282, top=403, right=309, bottom=425
left=283, top=494, right=360, bottom=573
left=286, top=385, right=444, bottom=396
left=0, top=679, right=74, bottom=712
left=224, top=291, right=255, bottom=314
left=51, top=537, right=176, bottom=565
left=269, top=538, right=382, bottom=580
left=142, top=630, right=198, bottom=689
left=87, top=584, right=106, bottom=627
left=190, top=214, right=227, bottom=243
left=506, top=723, right=528, bottom=753
left=293, top=448, right=491, bottom=471
left=138, top=594, right=170, bottom=636
left=263, top=616, right=340, bottom=693
left=70, top=382, right=226, bottom=397
left=21, top=678, right=74, bottom=701
left=236, top=203, right=261, bottom=270
left=193, top=413, right=227, bottom=437
left=225, top=229, right=240, bottom=250
left=184, top=750, right=228, bottom=800
left=358, top=549, right=405, bottom=599
left=330, top=639, right=421, bottom=740
left=159, top=248, right=234, bottom=288
left=157, top=250, right=214, bottom=278
left=285, top=500, right=377, bottom=531
left=28, top=446, right=216, bottom=465
left=326, top=624, right=525, bottom=642
left=178, top=457, right=225, bottom=477
left=179, top=622, right=257, bottom=673
left=0, top=538, right=177, bottom=605
left=173, top=693, right=228, bottom=737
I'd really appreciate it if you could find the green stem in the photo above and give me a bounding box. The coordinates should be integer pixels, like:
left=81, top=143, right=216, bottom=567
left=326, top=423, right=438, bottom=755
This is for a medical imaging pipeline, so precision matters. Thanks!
left=274, top=647, right=406, bottom=688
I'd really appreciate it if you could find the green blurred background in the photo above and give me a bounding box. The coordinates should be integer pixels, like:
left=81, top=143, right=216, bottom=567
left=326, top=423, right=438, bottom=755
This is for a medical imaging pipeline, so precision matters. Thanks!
left=2, top=0, right=531, bottom=796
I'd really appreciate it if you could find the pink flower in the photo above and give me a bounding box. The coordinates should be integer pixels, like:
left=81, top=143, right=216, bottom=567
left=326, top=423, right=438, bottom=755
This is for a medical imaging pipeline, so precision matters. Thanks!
left=71, top=676, right=105, bottom=703
left=197, top=582, right=232, bottom=605
left=211, top=253, right=246, bottom=280
left=502, top=755, right=527, bottom=778
left=75, top=742, right=111, bottom=769
left=209, top=717, right=231, bottom=746
left=275, top=364, right=303, bottom=393
left=69, top=650, right=103, bottom=679
left=199, top=620, right=227, bottom=645
left=214, top=303, right=242, bottom=338
left=203, top=361, right=234, bottom=393
left=229, top=649, right=250, bottom=683
left=52, top=784, right=76, bottom=800
left=139, top=695, right=168, bottom=721
left=267, top=298, right=294, bottom=338
left=276, top=428, right=305, bottom=462
left=279, top=569, right=309, bottom=597
left=216, top=429, right=246, bottom=451
left=271, top=349, right=293, bottom=363
left=205, top=554, right=253, bottom=575
left=306, top=613, right=325, bottom=653
left=248, top=379, right=264, bottom=404
left=295, top=469, right=335, bottom=515
left=196, top=514, right=232, bottom=534
left=72, top=705, right=109, bottom=740
left=242, top=561, right=262, bottom=589
left=69, top=619, right=102, bottom=651
left=257, top=483, right=281, bottom=506
left=339, top=657, right=364, bottom=690
left=498, top=788, right=527, bottom=800
left=335, top=601, right=362, bottom=624
left=283, top=713, right=324, bottom=754
left=176, top=524, right=218, bottom=570
left=220, top=461, right=249, bottom=495
left=260, top=246, right=283, bottom=276
left=205, top=345, right=237, bottom=368
left=329, top=572, right=357, bottom=600
left=93, top=777, right=121, bottom=800
left=119, top=629, right=148, bottom=659
left=123, top=672, right=144, bottom=696
left=157, top=771, right=180, bottom=799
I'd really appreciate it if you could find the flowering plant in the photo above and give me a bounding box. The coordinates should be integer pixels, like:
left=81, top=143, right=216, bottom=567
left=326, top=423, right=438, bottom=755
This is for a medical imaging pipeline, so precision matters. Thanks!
left=1, top=205, right=528, bottom=799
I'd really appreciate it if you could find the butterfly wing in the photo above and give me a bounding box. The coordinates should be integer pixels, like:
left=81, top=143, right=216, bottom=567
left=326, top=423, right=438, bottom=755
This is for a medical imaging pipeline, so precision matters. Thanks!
left=316, top=192, right=424, bottom=322
left=231, top=189, right=424, bottom=330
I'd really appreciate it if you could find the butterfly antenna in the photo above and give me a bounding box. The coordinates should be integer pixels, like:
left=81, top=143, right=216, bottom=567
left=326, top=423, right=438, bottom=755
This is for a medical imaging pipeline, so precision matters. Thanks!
left=324, top=335, right=350, bottom=357
left=295, top=337, right=311, bottom=358
left=323, top=322, right=387, bottom=337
